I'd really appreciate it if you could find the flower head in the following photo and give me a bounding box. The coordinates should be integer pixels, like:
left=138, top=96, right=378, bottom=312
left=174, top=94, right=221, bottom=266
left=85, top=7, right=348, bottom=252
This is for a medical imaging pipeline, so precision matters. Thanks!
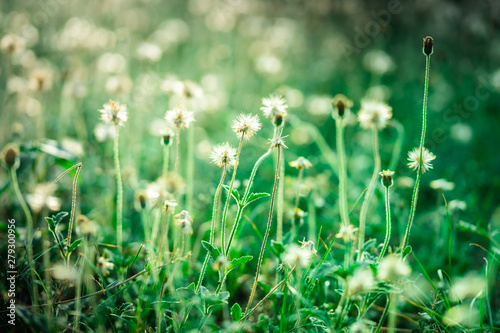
left=0, top=33, right=25, bottom=55
left=232, top=114, right=262, bottom=140
left=298, top=238, right=317, bottom=255
left=379, top=170, right=395, bottom=187
left=76, top=215, right=98, bottom=236
left=347, top=267, right=375, bottom=297
left=210, top=142, right=237, bottom=169
left=99, top=100, right=128, bottom=126
left=268, top=135, right=289, bottom=150
left=430, top=179, right=454, bottom=191
left=377, top=255, right=411, bottom=282
left=97, top=257, right=115, bottom=276
left=423, top=36, right=434, bottom=56
left=358, top=100, right=392, bottom=129
left=261, top=95, right=288, bottom=126
left=165, top=106, right=195, bottom=129
left=336, top=224, right=358, bottom=242
left=332, top=94, right=353, bottom=118
left=407, top=147, right=436, bottom=173
left=283, top=243, right=314, bottom=268
left=175, top=210, right=193, bottom=234
left=2, top=143, right=20, bottom=169
left=289, top=156, right=312, bottom=170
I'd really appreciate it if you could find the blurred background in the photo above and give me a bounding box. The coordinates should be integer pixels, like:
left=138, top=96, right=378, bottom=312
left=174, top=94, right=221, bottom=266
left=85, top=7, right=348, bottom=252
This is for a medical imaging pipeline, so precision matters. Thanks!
left=1, top=0, right=500, bottom=273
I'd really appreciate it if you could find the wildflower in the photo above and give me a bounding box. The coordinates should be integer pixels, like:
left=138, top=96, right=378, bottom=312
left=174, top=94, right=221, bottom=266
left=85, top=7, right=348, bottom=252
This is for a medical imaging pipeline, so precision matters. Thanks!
left=210, top=142, right=237, bottom=169
left=357, top=100, right=392, bottom=130
left=0, top=34, right=25, bottom=55
left=430, top=178, right=455, bottom=191
left=164, top=200, right=178, bottom=211
left=99, top=100, right=128, bottom=126
left=2, top=143, right=20, bottom=169
left=165, top=106, right=195, bottom=129
left=289, top=156, right=312, bottom=170
left=182, top=80, right=203, bottom=100
left=283, top=243, right=314, bottom=268
left=105, top=75, right=133, bottom=95
left=51, top=263, right=77, bottom=281
left=27, top=183, right=61, bottom=213
left=397, top=176, right=415, bottom=189
left=448, top=200, right=467, bottom=212
left=347, top=267, right=375, bottom=297
left=145, top=178, right=170, bottom=206
left=268, top=135, right=288, bottom=150
left=293, top=208, right=307, bottom=220
left=175, top=210, right=193, bottom=234
left=377, top=255, right=411, bottom=282
left=423, top=36, right=434, bottom=56
left=379, top=170, right=395, bottom=188
left=443, top=305, right=479, bottom=328
left=407, top=147, right=436, bottom=173
left=161, top=128, right=174, bottom=146
left=260, top=95, right=288, bottom=126
left=336, top=224, right=358, bottom=242
left=97, top=256, right=115, bottom=276
left=29, top=68, right=53, bottom=92
left=332, top=94, right=353, bottom=118
left=232, top=114, right=262, bottom=140
left=298, top=238, right=317, bottom=255
left=450, top=273, right=485, bottom=301
left=76, top=215, right=98, bottom=236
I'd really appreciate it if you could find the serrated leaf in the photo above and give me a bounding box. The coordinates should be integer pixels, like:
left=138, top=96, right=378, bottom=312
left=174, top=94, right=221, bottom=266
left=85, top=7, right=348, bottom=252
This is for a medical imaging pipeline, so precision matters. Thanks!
left=402, top=245, right=412, bottom=258
left=201, top=241, right=221, bottom=263
left=243, top=192, right=270, bottom=207
left=225, top=255, right=252, bottom=275
left=271, top=240, right=285, bottom=255
left=53, top=211, right=69, bottom=225
left=68, top=238, right=82, bottom=253
left=231, top=303, right=242, bottom=322
left=223, top=185, right=240, bottom=204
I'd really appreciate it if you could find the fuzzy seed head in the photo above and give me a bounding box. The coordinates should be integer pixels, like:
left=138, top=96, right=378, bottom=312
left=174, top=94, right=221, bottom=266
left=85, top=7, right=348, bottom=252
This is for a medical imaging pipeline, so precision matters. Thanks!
left=261, top=95, right=288, bottom=120
left=347, top=267, right=375, bottom=297
left=289, top=156, right=312, bottom=170
left=284, top=243, right=314, bottom=268
left=377, top=255, right=411, bottom=282
left=358, top=100, right=393, bottom=130
left=232, top=114, right=262, bottom=140
left=430, top=178, right=455, bottom=191
left=210, top=142, right=237, bottom=169
left=175, top=210, right=193, bottom=234
left=99, top=100, right=128, bottom=126
left=27, top=183, right=61, bottom=213
left=268, top=135, right=289, bottom=150
left=165, top=106, right=195, bottom=129
left=407, top=147, right=436, bottom=173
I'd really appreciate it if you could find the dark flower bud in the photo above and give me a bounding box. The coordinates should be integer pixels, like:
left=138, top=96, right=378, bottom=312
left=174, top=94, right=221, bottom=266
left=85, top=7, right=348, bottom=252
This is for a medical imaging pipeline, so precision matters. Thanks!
left=2, top=143, right=20, bottom=169
left=423, top=36, right=433, bottom=56
left=379, top=170, right=395, bottom=188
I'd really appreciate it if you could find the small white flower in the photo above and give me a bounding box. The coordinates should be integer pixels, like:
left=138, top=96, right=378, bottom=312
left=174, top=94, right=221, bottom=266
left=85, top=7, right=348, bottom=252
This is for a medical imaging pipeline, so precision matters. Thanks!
left=175, top=210, right=193, bottom=234
left=407, top=147, right=436, bottom=174
left=284, top=243, right=314, bottom=268
left=450, top=274, right=485, bottom=301
left=260, top=95, right=288, bottom=119
left=448, top=200, right=467, bottom=212
left=358, top=100, right=392, bottom=129
left=137, top=42, right=162, bottom=62
left=336, top=224, right=358, bottom=242
left=97, top=257, right=115, bottom=276
left=347, top=267, right=375, bottom=297
left=99, top=100, right=128, bottom=126
left=298, top=239, right=317, bottom=255
left=268, top=135, right=288, bottom=150
left=165, top=106, right=195, bottom=129
left=51, top=263, right=77, bottom=281
left=289, top=156, right=312, bottom=170
left=430, top=178, right=455, bottom=191
left=232, top=114, right=262, bottom=140
left=210, top=142, right=237, bottom=169
left=377, top=255, right=411, bottom=282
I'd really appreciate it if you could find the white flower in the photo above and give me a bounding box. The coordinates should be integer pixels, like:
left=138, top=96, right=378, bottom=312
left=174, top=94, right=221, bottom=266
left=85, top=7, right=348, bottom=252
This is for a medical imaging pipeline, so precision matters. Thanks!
left=336, top=224, right=358, bottom=242
left=450, top=274, right=485, bottom=301
left=347, top=267, right=375, bottom=297
left=210, top=142, right=237, bottom=169
left=175, top=210, right=193, bottom=234
left=377, top=255, right=411, bottom=282
left=260, top=95, right=288, bottom=119
left=298, top=239, right=317, bottom=255
left=97, top=257, right=115, bottom=276
left=407, top=147, right=436, bottom=174
left=284, top=243, right=314, bottom=268
left=99, top=100, right=128, bottom=126
left=27, top=183, right=61, bottom=213
left=358, top=100, right=392, bottom=129
left=51, top=263, right=77, bottom=281
left=289, top=156, right=312, bottom=170
left=165, top=106, right=195, bottom=129
left=448, top=200, right=467, bottom=212
left=430, top=179, right=455, bottom=191
left=232, top=114, right=262, bottom=140
left=268, top=135, right=288, bottom=150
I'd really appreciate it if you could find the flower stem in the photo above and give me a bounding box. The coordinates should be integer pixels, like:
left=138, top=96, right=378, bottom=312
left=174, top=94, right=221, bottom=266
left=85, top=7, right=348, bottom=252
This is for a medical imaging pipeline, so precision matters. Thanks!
left=244, top=146, right=281, bottom=316
left=379, top=186, right=391, bottom=262
left=114, top=124, right=123, bottom=255
left=162, top=144, right=170, bottom=179
left=358, top=127, right=380, bottom=261
left=401, top=53, right=431, bottom=258
left=336, top=117, right=350, bottom=266
left=173, top=127, right=181, bottom=176
left=277, top=149, right=285, bottom=243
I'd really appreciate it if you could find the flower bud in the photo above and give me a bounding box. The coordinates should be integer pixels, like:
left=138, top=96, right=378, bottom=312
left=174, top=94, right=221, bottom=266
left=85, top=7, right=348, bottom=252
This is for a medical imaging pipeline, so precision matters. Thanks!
left=2, top=143, right=20, bottom=169
left=423, top=36, right=434, bottom=56
left=379, top=170, right=395, bottom=188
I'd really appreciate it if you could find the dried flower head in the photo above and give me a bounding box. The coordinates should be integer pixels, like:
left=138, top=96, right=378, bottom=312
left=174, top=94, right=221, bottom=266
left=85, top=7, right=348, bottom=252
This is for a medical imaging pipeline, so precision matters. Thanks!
left=76, top=215, right=98, bottom=236
left=175, top=210, right=193, bottom=234
left=165, top=106, right=195, bottom=129
left=27, top=183, right=61, bottom=213
left=99, top=100, right=128, bottom=126
left=347, top=267, right=375, bottom=297
left=450, top=273, right=485, bottom=301
left=332, top=94, right=353, bottom=118
left=210, top=142, right=237, bottom=169
left=289, top=156, right=312, bottom=170
left=423, top=36, right=434, bottom=56
left=97, top=256, right=115, bottom=276
left=261, top=95, right=288, bottom=126
left=268, top=135, right=289, bottom=150
left=358, top=100, right=393, bottom=129
left=377, top=255, right=411, bottom=282
left=407, top=147, right=436, bottom=174
left=29, top=68, right=53, bottom=92
left=379, top=170, right=395, bottom=187
left=430, top=178, right=455, bottom=191
left=2, top=143, right=20, bottom=169
left=283, top=243, right=314, bottom=268
left=232, top=114, right=262, bottom=140
left=51, top=263, right=77, bottom=282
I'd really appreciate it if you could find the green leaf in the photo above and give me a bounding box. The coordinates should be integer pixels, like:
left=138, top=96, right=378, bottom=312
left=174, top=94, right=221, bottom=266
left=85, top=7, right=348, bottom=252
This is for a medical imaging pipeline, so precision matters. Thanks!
left=231, top=303, right=242, bottom=322
left=201, top=241, right=221, bottom=263
left=225, top=255, right=252, bottom=275
left=402, top=245, right=412, bottom=258
left=200, top=286, right=230, bottom=309
left=45, top=217, right=56, bottom=231
left=223, top=185, right=240, bottom=204
left=271, top=240, right=285, bottom=255
left=244, top=192, right=270, bottom=207
left=68, top=238, right=82, bottom=253
left=53, top=211, right=69, bottom=225
left=177, top=282, right=196, bottom=292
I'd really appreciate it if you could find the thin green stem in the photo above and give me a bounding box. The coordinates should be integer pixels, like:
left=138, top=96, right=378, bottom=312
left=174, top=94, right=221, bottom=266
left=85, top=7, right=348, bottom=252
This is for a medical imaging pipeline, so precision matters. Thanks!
left=277, top=148, right=285, bottom=243
left=244, top=146, right=281, bottom=316
left=10, top=167, right=39, bottom=309
left=186, top=125, right=195, bottom=211
left=336, top=118, right=350, bottom=266
left=220, top=136, right=244, bottom=257
left=379, top=186, right=392, bottom=262
left=162, top=144, right=170, bottom=179
left=173, top=126, right=181, bottom=176
left=401, top=54, right=431, bottom=258
left=114, top=124, right=123, bottom=255
left=358, top=127, right=380, bottom=261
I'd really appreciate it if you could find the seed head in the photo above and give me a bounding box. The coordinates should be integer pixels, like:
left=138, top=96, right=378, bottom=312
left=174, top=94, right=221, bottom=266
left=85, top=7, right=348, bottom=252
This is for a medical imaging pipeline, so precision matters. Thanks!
left=261, top=95, right=288, bottom=126
left=377, top=255, right=411, bottom=282
left=2, top=143, right=20, bottom=169
left=379, top=170, right=395, bottom=187
left=76, top=215, right=98, bottom=236
left=423, top=36, right=434, bottom=56
left=268, top=135, right=289, bottom=150
left=165, top=106, right=195, bottom=129
left=358, top=100, right=392, bottom=130
left=407, top=147, right=436, bottom=174
left=232, top=114, right=262, bottom=140
left=210, top=142, right=237, bottom=169
left=283, top=243, right=314, bottom=268
left=347, top=267, right=375, bottom=297
left=289, top=156, right=312, bottom=170
left=175, top=210, right=193, bottom=234
left=99, top=100, right=128, bottom=126
left=332, top=94, right=353, bottom=118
